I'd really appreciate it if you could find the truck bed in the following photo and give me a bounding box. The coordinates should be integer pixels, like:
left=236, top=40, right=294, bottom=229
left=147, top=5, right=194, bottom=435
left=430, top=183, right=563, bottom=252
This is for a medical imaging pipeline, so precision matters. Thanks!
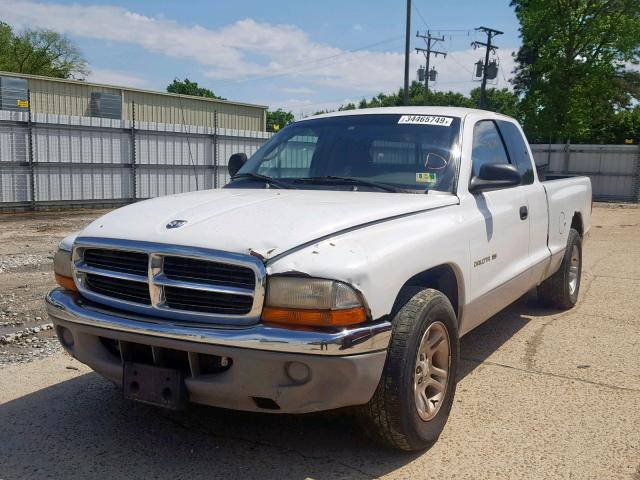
left=542, top=176, right=592, bottom=257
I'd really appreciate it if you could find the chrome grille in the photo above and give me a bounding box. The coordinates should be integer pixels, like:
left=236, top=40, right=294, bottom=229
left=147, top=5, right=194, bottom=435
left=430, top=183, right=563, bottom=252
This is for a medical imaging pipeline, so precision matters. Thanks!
left=72, top=238, right=265, bottom=325
left=163, top=256, right=255, bottom=289
left=164, top=286, right=253, bottom=314
left=85, top=273, right=152, bottom=305
left=84, top=249, right=149, bottom=276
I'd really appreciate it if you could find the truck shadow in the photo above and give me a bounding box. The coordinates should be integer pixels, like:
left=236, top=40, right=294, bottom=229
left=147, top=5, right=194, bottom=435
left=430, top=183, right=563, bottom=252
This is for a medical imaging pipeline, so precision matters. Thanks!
left=0, top=370, right=419, bottom=479
left=457, top=288, right=548, bottom=380
left=0, top=290, right=557, bottom=479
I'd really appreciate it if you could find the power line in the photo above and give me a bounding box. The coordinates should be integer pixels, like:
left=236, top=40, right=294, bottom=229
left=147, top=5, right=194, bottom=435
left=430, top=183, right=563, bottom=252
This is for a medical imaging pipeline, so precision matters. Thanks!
left=412, top=2, right=431, bottom=30
left=471, top=26, right=503, bottom=108
left=495, top=50, right=510, bottom=86
left=215, top=36, right=403, bottom=87
left=444, top=50, right=473, bottom=75
left=416, top=31, right=447, bottom=103
left=422, top=28, right=475, bottom=41
left=427, top=27, right=475, bottom=31
left=213, top=35, right=404, bottom=88
left=435, top=80, right=477, bottom=84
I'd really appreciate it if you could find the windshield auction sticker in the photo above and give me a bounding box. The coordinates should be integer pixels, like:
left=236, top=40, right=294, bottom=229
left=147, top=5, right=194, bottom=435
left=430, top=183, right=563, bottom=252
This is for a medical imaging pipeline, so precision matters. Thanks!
left=398, top=115, right=453, bottom=126
left=416, top=172, right=437, bottom=183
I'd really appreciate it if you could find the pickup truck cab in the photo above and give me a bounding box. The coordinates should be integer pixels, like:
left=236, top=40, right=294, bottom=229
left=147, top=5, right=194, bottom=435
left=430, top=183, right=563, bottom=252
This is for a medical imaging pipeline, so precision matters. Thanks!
left=47, top=107, right=591, bottom=450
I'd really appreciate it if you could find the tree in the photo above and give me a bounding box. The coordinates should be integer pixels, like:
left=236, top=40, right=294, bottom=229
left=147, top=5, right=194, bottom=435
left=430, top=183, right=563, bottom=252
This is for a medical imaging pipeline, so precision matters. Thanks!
left=338, top=102, right=356, bottom=111
left=303, top=81, right=520, bottom=119
left=511, top=0, right=640, bottom=143
left=595, top=105, right=640, bottom=144
left=0, top=22, right=88, bottom=79
left=166, top=78, right=224, bottom=99
left=266, top=109, right=294, bottom=132
left=0, top=23, right=12, bottom=58
left=469, top=87, right=520, bottom=118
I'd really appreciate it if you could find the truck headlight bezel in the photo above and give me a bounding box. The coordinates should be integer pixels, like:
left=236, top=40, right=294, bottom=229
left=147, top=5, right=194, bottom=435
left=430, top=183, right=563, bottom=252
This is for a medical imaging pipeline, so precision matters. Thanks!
left=53, top=242, right=77, bottom=291
left=261, top=276, right=367, bottom=327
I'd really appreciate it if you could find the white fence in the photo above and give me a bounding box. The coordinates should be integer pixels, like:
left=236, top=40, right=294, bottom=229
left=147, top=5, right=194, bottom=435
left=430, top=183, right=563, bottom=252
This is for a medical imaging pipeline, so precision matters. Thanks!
left=0, top=109, right=271, bottom=210
left=2, top=111, right=639, bottom=210
left=531, top=144, right=640, bottom=202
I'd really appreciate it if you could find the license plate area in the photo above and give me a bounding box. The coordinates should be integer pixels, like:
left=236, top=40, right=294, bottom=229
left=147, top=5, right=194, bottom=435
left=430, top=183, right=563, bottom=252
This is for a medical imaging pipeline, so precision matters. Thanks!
left=123, top=361, right=187, bottom=410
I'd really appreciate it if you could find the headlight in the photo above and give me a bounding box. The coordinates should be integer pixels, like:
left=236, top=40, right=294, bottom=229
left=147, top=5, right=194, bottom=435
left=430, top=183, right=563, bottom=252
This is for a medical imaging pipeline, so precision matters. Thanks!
left=261, top=277, right=366, bottom=327
left=53, top=239, right=77, bottom=291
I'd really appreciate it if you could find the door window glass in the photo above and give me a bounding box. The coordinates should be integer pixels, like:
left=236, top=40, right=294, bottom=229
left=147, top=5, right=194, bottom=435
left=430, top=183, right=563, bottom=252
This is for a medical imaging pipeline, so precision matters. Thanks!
left=496, top=120, right=534, bottom=184
left=471, top=120, right=510, bottom=177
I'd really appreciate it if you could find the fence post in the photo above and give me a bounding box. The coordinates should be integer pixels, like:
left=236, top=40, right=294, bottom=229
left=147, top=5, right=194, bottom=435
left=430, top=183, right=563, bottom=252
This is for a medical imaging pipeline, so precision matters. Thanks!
left=563, top=139, right=571, bottom=174
left=213, top=110, right=218, bottom=189
left=26, top=90, right=36, bottom=210
left=633, top=143, right=640, bottom=203
left=130, top=101, right=137, bottom=201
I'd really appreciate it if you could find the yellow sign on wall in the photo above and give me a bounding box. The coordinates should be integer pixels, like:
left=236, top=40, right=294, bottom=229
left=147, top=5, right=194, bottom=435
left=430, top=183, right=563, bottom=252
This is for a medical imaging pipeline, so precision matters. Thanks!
left=16, top=100, right=29, bottom=108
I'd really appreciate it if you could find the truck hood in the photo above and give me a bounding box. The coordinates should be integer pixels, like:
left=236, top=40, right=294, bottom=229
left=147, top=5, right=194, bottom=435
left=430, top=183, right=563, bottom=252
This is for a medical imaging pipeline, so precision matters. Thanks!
left=80, top=189, right=458, bottom=261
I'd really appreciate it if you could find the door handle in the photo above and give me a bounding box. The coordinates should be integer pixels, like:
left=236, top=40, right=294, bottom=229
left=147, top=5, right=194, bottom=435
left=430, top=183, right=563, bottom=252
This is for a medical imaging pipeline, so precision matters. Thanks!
left=519, top=206, right=528, bottom=220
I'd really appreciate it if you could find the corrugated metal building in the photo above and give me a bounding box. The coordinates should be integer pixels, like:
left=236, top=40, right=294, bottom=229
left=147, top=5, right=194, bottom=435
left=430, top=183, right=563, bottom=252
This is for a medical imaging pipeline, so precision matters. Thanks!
left=0, top=71, right=267, bottom=131
left=0, top=71, right=272, bottom=210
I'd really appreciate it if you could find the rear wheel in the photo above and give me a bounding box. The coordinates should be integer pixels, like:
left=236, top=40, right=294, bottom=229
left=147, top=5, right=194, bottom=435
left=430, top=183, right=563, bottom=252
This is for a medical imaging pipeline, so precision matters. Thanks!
left=537, top=228, right=582, bottom=309
left=359, top=288, right=459, bottom=451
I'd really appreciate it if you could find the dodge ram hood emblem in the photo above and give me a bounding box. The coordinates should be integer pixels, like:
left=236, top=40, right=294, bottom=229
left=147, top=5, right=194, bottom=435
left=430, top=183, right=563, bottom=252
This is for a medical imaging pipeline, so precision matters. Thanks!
left=166, top=219, right=188, bottom=229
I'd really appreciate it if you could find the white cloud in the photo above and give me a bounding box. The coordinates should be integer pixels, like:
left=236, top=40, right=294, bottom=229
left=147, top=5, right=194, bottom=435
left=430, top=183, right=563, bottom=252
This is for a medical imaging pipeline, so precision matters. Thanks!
left=87, top=68, right=149, bottom=88
left=352, top=24, right=363, bottom=31
left=0, top=0, right=517, bottom=108
left=280, top=86, right=315, bottom=94
left=0, top=1, right=250, bottom=73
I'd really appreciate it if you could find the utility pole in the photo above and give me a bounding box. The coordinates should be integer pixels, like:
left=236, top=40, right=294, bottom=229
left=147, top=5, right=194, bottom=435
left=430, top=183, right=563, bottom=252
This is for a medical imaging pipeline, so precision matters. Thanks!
left=471, top=26, right=503, bottom=109
left=415, top=31, right=446, bottom=105
left=403, top=0, right=412, bottom=105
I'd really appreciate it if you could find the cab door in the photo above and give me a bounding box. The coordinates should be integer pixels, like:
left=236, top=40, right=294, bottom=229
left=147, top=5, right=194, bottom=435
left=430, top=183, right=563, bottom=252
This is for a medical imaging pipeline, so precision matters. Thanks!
left=463, top=119, right=531, bottom=333
left=496, top=120, right=550, bottom=285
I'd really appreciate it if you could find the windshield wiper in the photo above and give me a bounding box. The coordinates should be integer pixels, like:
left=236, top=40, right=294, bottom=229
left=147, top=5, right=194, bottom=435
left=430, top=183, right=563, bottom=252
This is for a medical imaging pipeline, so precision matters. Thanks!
left=231, top=172, right=292, bottom=189
left=294, top=176, right=409, bottom=193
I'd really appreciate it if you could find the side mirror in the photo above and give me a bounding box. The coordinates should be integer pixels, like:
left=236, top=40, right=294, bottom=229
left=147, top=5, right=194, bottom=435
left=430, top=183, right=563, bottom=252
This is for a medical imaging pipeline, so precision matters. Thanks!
left=469, top=163, right=521, bottom=193
left=228, top=153, right=248, bottom=177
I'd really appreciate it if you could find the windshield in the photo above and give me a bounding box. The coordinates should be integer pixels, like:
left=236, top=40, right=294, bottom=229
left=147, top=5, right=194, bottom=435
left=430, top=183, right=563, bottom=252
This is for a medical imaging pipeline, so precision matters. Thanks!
left=233, top=114, right=461, bottom=193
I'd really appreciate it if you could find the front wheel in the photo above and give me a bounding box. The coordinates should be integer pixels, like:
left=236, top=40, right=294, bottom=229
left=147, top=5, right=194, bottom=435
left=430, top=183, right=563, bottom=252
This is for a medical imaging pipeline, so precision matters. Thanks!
left=358, top=288, right=459, bottom=451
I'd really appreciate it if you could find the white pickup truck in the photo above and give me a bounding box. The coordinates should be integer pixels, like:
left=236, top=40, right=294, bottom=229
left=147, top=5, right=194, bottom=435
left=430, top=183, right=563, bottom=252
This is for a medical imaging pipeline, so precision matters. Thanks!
left=47, top=107, right=591, bottom=450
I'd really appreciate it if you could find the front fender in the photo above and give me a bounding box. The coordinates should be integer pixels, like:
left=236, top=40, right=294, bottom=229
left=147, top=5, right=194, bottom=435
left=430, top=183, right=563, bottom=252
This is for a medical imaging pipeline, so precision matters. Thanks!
left=266, top=206, right=468, bottom=320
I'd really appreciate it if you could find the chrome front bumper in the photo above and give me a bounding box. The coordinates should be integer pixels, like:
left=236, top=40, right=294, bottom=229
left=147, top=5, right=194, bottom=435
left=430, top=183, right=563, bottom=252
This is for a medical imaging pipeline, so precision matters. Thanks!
left=45, top=288, right=392, bottom=356
left=46, top=288, right=391, bottom=413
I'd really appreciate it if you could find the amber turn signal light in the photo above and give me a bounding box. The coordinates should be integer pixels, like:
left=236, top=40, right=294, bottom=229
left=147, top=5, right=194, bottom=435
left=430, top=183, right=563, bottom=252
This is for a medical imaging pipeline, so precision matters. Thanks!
left=55, top=273, right=77, bottom=291
left=261, top=306, right=366, bottom=327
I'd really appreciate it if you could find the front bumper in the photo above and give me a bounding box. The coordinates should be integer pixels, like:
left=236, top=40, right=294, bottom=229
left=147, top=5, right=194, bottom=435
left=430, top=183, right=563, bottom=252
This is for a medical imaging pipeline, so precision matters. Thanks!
left=46, top=288, right=391, bottom=413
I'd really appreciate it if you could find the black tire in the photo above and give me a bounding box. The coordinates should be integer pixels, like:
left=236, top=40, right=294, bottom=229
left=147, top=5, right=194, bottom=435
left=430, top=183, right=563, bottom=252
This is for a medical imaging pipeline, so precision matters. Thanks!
left=358, top=288, right=459, bottom=451
left=537, top=228, right=582, bottom=309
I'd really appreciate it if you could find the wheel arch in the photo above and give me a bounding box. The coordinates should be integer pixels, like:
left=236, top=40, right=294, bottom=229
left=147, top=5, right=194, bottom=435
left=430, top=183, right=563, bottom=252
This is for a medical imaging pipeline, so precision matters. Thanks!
left=392, top=263, right=464, bottom=325
left=571, top=211, right=584, bottom=236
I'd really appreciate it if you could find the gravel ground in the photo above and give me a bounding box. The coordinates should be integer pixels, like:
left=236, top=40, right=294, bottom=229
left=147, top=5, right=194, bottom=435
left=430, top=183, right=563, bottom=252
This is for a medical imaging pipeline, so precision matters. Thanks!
left=0, top=209, right=109, bottom=366
left=0, top=203, right=638, bottom=480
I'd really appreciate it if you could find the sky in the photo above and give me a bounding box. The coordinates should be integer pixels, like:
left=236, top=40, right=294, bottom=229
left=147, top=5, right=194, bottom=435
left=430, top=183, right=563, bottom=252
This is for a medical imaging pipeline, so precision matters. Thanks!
left=0, top=0, right=522, bottom=117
